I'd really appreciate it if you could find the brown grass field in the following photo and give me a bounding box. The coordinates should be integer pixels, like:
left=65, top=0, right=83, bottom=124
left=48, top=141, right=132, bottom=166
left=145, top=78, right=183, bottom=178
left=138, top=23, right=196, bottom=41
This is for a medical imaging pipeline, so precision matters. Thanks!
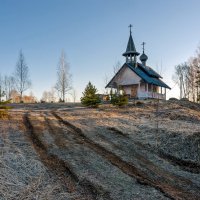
left=0, top=100, right=200, bottom=200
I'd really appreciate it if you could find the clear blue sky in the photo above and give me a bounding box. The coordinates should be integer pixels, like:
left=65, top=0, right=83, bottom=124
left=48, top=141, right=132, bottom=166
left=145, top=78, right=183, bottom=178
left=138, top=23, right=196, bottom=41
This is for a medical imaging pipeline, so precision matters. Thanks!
left=0, top=0, right=200, bottom=101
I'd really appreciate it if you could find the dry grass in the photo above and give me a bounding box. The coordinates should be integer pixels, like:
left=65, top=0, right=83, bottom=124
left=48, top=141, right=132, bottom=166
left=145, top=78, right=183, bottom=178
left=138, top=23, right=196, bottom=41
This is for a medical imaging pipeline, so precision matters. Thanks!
left=1, top=101, right=200, bottom=199
left=0, top=114, right=73, bottom=200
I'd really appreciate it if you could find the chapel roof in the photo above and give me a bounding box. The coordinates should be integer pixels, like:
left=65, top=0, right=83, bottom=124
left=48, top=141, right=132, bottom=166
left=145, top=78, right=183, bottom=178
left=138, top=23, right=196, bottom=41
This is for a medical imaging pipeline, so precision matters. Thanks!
left=105, top=63, right=171, bottom=89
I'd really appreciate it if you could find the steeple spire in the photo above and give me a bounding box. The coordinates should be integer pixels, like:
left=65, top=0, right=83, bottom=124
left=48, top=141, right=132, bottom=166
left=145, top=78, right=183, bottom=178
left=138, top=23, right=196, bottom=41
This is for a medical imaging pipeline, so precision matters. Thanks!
left=140, top=42, right=148, bottom=66
left=122, top=24, right=140, bottom=66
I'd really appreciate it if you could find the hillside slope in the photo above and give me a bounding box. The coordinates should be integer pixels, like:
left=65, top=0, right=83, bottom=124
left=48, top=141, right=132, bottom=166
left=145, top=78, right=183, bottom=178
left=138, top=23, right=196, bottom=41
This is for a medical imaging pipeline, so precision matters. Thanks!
left=0, top=100, right=200, bottom=199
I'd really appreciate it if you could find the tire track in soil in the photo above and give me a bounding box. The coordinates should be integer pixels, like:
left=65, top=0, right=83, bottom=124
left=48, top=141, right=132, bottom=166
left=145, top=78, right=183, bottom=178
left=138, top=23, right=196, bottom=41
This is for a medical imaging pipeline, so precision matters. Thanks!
left=107, top=127, right=200, bottom=174
left=133, top=139, right=200, bottom=174
left=23, top=112, right=98, bottom=200
left=52, top=111, right=200, bottom=200
left=43, top=111, right=113, bottom=200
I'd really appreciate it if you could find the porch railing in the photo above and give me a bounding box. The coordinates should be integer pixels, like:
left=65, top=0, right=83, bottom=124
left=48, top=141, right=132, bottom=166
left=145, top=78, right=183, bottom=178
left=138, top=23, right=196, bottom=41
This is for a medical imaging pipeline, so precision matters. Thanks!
left=137, top=91, right=165, bottom=99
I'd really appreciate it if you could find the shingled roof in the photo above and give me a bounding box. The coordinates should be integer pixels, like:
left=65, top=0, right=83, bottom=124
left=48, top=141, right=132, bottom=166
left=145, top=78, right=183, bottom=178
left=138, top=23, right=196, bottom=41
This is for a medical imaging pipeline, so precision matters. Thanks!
left=106, top=63, right=171, bottom=89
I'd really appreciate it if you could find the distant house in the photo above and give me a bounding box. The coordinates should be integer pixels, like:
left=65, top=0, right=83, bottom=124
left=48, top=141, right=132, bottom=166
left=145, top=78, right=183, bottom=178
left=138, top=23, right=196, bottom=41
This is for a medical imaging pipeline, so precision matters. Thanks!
left=106, top=26, right=170, bottom=100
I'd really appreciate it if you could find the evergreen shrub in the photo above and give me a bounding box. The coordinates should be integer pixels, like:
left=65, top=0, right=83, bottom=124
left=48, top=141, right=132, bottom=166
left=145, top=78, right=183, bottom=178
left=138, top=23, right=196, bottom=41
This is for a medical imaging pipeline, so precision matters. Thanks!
left=81, top=82, right=101, bottom=107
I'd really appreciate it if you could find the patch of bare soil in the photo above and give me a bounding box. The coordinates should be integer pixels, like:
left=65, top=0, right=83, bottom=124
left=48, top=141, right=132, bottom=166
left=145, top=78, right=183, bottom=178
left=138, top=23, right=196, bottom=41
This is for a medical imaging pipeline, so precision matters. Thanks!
left=1, top=100, right=200, bottom=200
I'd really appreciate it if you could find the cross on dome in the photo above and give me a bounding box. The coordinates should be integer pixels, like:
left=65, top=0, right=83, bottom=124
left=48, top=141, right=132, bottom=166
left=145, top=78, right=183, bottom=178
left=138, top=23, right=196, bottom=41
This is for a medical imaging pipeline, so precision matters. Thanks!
left=142, top=42, right=146, bottom=53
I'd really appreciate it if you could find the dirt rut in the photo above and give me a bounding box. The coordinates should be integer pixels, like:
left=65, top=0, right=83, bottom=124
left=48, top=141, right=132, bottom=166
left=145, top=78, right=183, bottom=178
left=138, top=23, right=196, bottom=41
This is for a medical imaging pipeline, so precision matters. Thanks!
left=52, top=111, right=200, bottom=200
left=23, top=112, right=99, bottom=200
left=21, top=110, right=200, bottom=200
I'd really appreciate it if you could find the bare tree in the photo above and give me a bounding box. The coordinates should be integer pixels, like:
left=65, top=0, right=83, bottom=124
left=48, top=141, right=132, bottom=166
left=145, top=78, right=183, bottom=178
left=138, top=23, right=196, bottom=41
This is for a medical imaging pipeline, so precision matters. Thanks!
left=55, top=51, right=72, bottom=102
left=188, top=57, right=199, bottom=101
left=4, top=75, right=15, bottom=100
left=172, top=63, right=189, bottom=99
left=186, top=47, right=200, bottom=102
left=41, top=91, right=48, bottom=102
left=49, top=87, right=56, bottom=102
left=195, top=47, right=200, bottom=102
left=14, top=50, right=31, bottom=101
left=172, top=45, right=200, bottom=102
left=71, top=89, right=77, bottom=103
left=3, top=75, right=9, bottom=100
left=41, top=88, right=56, bottom=103
left=103, top=74, right=109, bottom=94
left=29, top=91, right=36, bottom=103
left=10, top=90, right=20, bottom=103
left=0, top=74, right=5, bottom=102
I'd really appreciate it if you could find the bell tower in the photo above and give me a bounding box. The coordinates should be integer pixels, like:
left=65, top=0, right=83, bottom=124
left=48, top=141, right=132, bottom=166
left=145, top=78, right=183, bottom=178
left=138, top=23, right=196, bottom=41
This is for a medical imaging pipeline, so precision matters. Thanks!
left=122, top=25, right=140, bottom=66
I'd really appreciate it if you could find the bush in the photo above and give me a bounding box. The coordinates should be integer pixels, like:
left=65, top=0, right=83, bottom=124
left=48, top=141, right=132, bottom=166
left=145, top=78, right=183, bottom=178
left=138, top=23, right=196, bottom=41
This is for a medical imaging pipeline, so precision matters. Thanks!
left=136, top=101, right=144, bottom=106
left=169, top=97, right=178, bottom=101
left=110, top=90, right=128, bottom=107
left=81, top=82, right=101, bottom=107
left=59, top=98, right=65, bottom=103
left=180, top=98, right=189, bottom=101
left=105, top=95, right=110, bottom=101
left=0, top=100, right=12, bottom=119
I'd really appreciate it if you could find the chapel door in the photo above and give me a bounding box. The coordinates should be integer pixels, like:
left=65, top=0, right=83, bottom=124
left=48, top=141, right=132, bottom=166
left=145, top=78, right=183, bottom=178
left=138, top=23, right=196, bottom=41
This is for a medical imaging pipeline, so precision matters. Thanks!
left=131, top=85, right=138, bottom=98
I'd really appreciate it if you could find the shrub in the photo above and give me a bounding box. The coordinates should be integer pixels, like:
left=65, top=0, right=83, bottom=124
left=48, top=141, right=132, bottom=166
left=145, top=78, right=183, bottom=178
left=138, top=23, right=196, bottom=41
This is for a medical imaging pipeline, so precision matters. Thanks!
left=59, top=98, right=64, bottom=103
left=136, top=101, right=144, bottom=106
left=180, top=98, right=189, bottom=101
left=81, top=82, right=101, bottom=107
left=169, top=97, right=178, bottom=101
left=0, top=100, right=12, bottom=119
left=105, top=95, right=110, bottom=101
left=110, top=90, right=128, bottom=107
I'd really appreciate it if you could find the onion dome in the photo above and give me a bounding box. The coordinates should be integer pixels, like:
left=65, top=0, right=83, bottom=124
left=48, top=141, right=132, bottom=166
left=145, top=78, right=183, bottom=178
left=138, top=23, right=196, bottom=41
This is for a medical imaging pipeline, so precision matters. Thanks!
left=140, top=53, right=148, bottom=62
left=140, top=42, right=148, bottom=66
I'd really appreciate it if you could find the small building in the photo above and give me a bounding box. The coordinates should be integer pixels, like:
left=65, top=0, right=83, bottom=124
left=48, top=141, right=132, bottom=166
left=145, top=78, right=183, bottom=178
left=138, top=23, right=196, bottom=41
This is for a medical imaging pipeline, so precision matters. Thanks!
left=106, top=25, right=170, bottom=100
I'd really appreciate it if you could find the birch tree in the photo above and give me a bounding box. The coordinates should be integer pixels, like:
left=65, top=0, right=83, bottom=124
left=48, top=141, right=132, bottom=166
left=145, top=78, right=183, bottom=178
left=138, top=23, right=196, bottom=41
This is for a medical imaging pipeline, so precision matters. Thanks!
left=42, top=91, right=48, bottom=102
left=172, top=46, right=200, bottom=102
left=172, top=63, right=189, bottom=99
left=195, top=47, right=200, bottom=102
left=55, top=51, right=72, bottom=102
left=188, top=57, right=199, bottom=101
left=0, top=74, right=5, bottom=102
left=71, top=89, right=77, bottom=103
left=14, top=50, right=31, bottom=101
left=4, top=75, right=15, bottom=100
left=104, top=74, right=109, bottom=94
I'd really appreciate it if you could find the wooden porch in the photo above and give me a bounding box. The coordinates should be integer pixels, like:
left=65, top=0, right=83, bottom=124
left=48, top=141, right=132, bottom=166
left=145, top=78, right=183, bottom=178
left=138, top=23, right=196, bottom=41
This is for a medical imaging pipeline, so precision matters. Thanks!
left=122, top=83, right=167, bottom=100
left=137, top=91, right=166, bottom=99
left=137, top=83, right=167, bottom=100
